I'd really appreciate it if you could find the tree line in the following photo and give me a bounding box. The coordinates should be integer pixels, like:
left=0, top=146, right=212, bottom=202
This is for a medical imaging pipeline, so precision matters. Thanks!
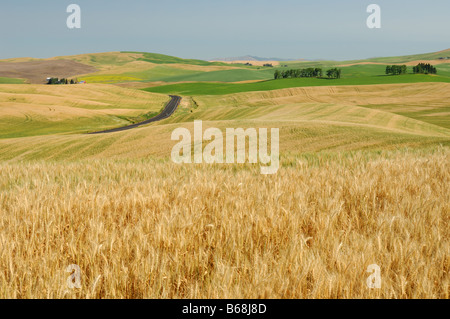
left=274, top=67, right=341, bottom=79
left=385, top=65, right=407, bottom=75
left=386, top=63, right=438, bottom=75
left=47, top=77, right=79, bottom=85
left=274, top=63, right=438, bottom=80
left=413, top=63, right=437, bottom=74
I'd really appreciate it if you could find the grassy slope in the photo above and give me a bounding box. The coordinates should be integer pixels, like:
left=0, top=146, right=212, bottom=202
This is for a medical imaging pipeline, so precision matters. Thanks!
left=182, top=82, right=450, bottom=131
left=3, top=50, right=449, bottom=85
left=136, top=51, right=450, bottom=92
left=0, top=77, right=26, bottom=84
left=123, top=51, right=230, bottom=66
left=0, top=51, right=254, bottom=84
left=0, top=84, right=169, bottom=138
left=1, top=50, right=449, bottom=159
left=0, top=119, right=447, bottom=162
left=143, top=73, right=450, bottom=96
left=141, top=61, right=450, bottom=92
left=70, top=52, right=261, bottom=83
left=282, top=49, right=450, bottom=67
left=54, top=51, right=230, bottom=69
left=0, top=82, right=448, bottom=161
left=155, top=68, right=276, bottom=83
left=348, top=48, right=450, bottom=63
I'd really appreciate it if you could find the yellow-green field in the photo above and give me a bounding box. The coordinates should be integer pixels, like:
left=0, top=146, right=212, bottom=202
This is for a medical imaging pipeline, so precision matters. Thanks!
left=3, top=50, right=450, bottom=87
left=0, top=84, right=168, bottom=138
left=0, top=82, right=448, bottom=160
left=0, top=76, right=448, bottom=298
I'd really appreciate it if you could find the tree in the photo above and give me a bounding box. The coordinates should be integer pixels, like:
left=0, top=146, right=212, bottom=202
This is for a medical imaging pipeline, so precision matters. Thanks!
left=274, top=70, right=279, bottom=80
left=48, top=77, right=60, bottom=85
left=401, top=65, right=407, bottom=75
left=315, top=68, right=323, bottom=78
left=413, top=63, right=437, bottom=75
left=326, top=69, right=333, bottom=78
left=274, top=67, right=324, bottom=80
left=386, top=66, right=392, bottom=75
left=325, top=68, right=341, bottom=79
left=385, top=65, right=407, bottom=75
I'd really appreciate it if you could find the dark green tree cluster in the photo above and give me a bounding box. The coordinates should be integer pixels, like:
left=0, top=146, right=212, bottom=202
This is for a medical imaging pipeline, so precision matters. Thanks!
left=274, top=68, right=323, bottom=79
left=326, top=68, right=341, bottom=79
left=47, top=78, right=78, bottom=85
left=47, top=78, right=59, bottom=84
left=413, top=63, right=437, bottom=74
left=385, top=65, right=407, bottom=75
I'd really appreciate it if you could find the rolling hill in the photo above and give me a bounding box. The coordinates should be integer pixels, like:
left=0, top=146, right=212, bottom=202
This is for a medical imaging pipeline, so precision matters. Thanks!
left=0, top=84, right=169, bottom=138
left=0, top=81, right=448, bottom=160
left=0, top=49, right=448, bottom=86
left=0, top=49, right=449, bottom=299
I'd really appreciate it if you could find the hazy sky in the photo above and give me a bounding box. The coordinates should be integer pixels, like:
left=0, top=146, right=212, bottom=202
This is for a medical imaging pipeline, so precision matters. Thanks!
left=1, top=0, right=449, bottom=60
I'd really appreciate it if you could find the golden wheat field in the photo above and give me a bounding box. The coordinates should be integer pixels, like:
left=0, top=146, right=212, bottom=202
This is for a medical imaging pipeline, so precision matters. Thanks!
left=0, top=148, right=448, bottom=299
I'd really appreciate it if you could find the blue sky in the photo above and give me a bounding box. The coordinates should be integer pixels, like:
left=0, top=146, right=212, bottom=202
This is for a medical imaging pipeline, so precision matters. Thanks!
left=0, top=0, right=449, bottom=60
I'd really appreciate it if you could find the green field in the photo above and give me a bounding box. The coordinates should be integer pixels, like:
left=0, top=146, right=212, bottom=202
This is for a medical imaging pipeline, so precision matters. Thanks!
left=159, top=68, right=276, bottom=82
left=46, top=50, right=450, bottom=87
left=0, top=77, right=26, bottom=84
left=143, top=73, right=450, bottom=96
left=434, top=63, right=450, bottom=77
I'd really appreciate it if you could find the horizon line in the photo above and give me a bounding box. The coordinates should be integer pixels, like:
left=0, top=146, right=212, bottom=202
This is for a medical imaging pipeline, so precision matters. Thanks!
left=1, top=47, right=449, bottom=63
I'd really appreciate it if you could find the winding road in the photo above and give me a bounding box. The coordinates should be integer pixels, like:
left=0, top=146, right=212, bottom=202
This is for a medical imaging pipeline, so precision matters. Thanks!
left=88, top=95, right=182, bottom=134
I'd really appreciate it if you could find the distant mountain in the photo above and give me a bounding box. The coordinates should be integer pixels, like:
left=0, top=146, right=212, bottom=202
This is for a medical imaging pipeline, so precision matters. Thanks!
left=210, top=55, right=302, bottom=62
left=211, top=49, right=450, bottom=63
